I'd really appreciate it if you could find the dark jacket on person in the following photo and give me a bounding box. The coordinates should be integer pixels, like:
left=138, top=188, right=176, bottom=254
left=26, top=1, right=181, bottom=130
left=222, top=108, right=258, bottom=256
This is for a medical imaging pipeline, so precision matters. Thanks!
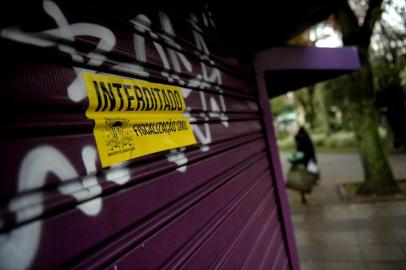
left=294, top=126, right=316, bottom=166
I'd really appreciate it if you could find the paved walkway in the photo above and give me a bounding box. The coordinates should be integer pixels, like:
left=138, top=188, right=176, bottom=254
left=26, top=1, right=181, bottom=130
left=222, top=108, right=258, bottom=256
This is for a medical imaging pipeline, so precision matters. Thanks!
left=280, top=152, right=406, bottom=270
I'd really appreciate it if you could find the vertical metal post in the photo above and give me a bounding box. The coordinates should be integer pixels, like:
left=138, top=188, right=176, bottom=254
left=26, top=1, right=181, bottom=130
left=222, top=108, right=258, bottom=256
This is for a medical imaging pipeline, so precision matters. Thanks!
left=254, top=53, right=301, bottom=270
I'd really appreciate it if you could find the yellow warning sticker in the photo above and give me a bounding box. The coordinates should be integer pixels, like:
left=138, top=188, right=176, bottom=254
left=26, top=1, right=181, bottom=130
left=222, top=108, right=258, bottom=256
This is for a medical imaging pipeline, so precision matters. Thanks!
left=83, top=72, right=196, bottom=167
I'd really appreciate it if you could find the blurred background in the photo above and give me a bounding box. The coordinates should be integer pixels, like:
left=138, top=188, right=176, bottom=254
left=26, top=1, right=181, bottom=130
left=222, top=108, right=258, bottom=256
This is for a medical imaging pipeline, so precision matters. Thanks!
left=274, top=1, right=406, bottom=269
left=273, top=0, right=406, bottom=155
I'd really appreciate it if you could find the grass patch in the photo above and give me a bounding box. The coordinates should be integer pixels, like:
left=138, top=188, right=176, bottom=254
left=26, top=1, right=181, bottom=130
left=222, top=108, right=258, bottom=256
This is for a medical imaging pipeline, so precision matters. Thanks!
left=340, top=179, right=406, bottom=202
left=315, top=146, right=358, bottom=153
left=276, top=129, right=405, bottom=154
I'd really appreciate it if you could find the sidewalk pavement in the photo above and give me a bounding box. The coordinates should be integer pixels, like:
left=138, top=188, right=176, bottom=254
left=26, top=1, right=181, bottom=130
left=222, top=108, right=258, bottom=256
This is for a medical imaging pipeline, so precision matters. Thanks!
left=280, top=152, right=406, bottom=270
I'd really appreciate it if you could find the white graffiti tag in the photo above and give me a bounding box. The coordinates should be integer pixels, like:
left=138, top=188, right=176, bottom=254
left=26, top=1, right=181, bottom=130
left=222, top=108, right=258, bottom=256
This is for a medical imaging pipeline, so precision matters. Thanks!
left=132, top=11, right=229, bottom=170
left=0, top=0, right=117, bottom=103
left=0, top=145, right=131, bottom=270
left=0, top=146, right=97, bottom=270
left=0, top=0, right=149, bottom=104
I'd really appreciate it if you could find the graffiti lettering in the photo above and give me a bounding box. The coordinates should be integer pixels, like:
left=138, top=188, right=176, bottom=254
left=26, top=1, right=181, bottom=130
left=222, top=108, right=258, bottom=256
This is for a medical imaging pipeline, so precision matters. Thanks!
left=0, top=2, right=229, bottom=269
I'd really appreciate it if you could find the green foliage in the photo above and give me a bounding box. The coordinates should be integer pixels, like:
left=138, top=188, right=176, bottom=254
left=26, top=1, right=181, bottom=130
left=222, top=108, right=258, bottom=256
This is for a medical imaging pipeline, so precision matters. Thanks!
left=270, top=95, right=294, bottom=117
left=276, top=136, right=295, bottom=150
left=323, top=75, right=350, bottom=108
left=310, top=132, right=327, bottom=147
left=373, top=60, right=403, bottom=92
left=277, top=129, right=389, bottom=151
left=295, top=86, right=317, bottom=128
left=316, top=77, right=353, bottom=131
left=324, top=132, right=356, bottom=148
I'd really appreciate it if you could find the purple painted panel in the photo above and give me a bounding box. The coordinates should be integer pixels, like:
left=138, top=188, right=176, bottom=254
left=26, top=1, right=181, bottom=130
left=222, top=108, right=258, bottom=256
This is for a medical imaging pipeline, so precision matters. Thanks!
left=0, top=120, right=262, bottom=200
left=214, top=197, right=279, bottom=269
left=255, top=52, right=301, bottom=270
left=256, top=46, right=361, bottom=96
left=180, top=188, right=274, bottom=269
left=241, top=215, right=285, bottom=270
left=172, top=187, right=274, bottom=269
left=1, top=1, right=294, bottom=270
left=262, top=231, right=289, bottom=270
left=4, top=140, right=267, bottom=270
left=257, top=46, right=361, bottom=71
left=104, top=161, right=272, bottom=270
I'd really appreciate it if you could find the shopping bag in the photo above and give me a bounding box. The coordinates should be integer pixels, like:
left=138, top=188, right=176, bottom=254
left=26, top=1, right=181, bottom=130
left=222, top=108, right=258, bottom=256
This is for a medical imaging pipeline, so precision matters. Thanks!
left=286, top=164, right=313, bottom=193
left=306, top=159, right=319, bottom=174
left=287, top=151, right=305, bottom=164
left=306, top=159, right=320, bottom=184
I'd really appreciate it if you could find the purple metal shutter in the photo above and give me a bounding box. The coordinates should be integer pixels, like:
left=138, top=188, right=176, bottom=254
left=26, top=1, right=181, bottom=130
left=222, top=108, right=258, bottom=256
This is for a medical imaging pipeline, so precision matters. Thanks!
left=0, top=2, right=298, bottom=270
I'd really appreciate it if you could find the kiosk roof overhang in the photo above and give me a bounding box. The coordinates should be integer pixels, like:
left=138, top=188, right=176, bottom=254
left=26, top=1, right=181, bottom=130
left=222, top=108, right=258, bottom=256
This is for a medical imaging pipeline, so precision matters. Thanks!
left=255, top=46, right=361, bottom=97
left=208, top=0, right=360, bottom=96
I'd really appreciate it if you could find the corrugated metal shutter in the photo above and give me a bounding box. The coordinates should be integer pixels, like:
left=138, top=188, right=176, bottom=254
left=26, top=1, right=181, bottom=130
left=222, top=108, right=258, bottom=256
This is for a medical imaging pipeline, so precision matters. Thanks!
left=0, top=1, right=296, bottom=269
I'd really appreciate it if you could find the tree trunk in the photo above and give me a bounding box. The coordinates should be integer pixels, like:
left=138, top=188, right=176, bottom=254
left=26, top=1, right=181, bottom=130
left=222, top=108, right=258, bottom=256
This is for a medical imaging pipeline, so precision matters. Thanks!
left=316, top=83, right=332, bottom=135
left=307, top=85, right=316, bottom=129
left=347, top=49, right=399, bottom=195
left=334, top=0, right=399, bottom=195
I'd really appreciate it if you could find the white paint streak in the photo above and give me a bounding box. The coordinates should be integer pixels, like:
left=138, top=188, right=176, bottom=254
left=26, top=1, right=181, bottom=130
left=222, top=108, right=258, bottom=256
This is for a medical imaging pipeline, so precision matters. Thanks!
left=0, top=144, right=105, bottom=269
left=106, top=166, right=131, bottom=185
left=1, top=146, right=78, bottom=270
left=67, top=67, right=90, bottom=102
left=167, top=148, right=188, bottom=172
left=1, top=0, right=118, bottom=103
left=0, top=221, right=42, bottom=270
left=110, top=63, right=149, bottom=77
left=0, top=27, right=55, bottom=47
left=76, top=146, right=102, bottom=216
